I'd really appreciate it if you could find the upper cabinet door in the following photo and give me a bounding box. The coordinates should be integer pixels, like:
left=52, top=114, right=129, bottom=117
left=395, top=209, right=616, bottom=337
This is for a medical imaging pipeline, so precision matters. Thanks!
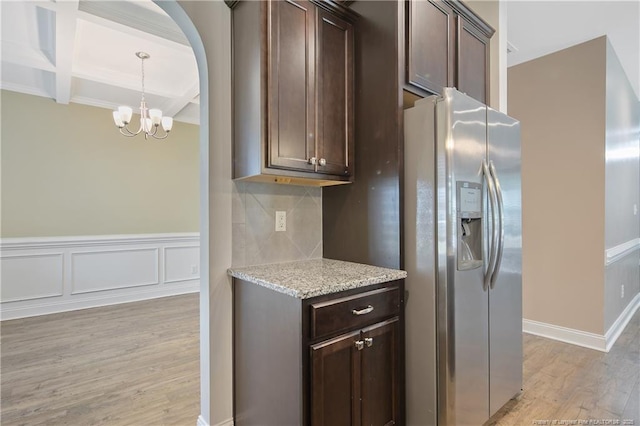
left=316, top=9, right=354, bottom=177
left=456, top=16, right=489, bottom=104
left=267, top=0, right=317, bottom=172
left=406, top=0, right=455, bottom=95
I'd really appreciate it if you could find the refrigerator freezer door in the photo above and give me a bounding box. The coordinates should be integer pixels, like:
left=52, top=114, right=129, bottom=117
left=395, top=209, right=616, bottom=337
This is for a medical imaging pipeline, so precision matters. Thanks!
left=437, top=88, right=489, bottom=426
left=487, top=107, right=523, bottom=417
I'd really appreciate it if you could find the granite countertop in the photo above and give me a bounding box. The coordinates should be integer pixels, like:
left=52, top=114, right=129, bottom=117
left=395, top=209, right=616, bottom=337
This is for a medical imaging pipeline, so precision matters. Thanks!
left=227, top=258, right=407, bottom=299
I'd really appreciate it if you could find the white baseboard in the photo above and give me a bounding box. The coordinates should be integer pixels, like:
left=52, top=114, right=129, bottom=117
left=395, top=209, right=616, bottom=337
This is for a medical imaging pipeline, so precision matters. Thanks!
left=523, top=293, right=640, bottom=352
left=604, top=292, right=640, bottom=351
left=1, top=233, right=200, bottom=320
left=198, top=415, right=234, bottom=426
left=522, top=318, right=607, bottom=352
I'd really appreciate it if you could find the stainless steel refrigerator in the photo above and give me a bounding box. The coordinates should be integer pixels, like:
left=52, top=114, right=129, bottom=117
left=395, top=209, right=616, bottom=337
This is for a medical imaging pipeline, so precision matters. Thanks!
left=404, top=88, right=522, bottom=425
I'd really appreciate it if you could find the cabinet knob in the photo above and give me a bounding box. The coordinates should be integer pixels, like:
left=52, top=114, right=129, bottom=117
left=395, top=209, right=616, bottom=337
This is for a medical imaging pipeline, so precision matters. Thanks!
left=318, top=158, right=327, bottom=166
left=355, top=340, right=364, bottom=351
left=309, top=157, right=318, bottom=165
left=364, top=337, right=373, bottom=348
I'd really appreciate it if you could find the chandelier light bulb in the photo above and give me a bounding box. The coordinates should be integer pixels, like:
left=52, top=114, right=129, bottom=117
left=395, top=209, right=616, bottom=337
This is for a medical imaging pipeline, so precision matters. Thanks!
left=112, top=52, right=173, bottom=140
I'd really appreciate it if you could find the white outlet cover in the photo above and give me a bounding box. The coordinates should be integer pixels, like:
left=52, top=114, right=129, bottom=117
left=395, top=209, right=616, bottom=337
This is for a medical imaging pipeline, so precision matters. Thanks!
left=275, top=211, right=286, bottom=232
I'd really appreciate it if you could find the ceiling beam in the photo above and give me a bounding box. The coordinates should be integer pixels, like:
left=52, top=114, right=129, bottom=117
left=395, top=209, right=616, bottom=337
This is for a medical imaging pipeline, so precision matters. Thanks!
left=54, top=1, right=79, bottom=104
left=78, top=1, right=189, bottom=47
left=162, top=82, right=199, bottom=117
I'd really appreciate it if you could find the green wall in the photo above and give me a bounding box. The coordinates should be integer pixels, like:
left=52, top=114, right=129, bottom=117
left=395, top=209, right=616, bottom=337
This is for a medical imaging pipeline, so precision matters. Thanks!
left=1, top=90, right=199, bottom=237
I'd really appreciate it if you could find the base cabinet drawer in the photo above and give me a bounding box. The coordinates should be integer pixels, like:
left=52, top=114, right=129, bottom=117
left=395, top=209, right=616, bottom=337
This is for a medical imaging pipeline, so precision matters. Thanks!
left=310, top=286, right=400, bottom=339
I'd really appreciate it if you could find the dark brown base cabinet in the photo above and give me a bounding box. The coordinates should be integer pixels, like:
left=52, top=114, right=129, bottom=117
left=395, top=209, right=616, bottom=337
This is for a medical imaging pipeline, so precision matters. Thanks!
left=233, top=279, right=404, bottom=426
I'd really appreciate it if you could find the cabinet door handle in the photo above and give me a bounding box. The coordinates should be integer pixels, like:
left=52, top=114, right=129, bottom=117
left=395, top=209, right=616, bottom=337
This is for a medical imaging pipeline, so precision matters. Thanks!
left=352, top=305, right=374, bottom=316
left=308, top=157, right=317, bottom=165
left=355, top=340, right=364, bottom=351
left=318, top=158, right=327, bottom=166
left=364, top=337, right=373, bottom=347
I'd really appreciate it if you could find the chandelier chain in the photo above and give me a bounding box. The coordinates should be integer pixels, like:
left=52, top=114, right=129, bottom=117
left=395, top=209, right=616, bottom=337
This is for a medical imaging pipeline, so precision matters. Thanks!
left=140, top=56, right=146, bottom=101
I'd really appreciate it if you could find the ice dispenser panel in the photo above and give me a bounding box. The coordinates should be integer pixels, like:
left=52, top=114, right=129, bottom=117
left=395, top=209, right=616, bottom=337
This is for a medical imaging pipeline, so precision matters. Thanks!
left=456, top=181, right=483, bottom=270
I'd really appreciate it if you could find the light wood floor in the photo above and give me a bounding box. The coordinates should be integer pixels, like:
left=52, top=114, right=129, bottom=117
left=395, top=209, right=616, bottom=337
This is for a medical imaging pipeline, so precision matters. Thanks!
left=492, top=309, right=640, bottom=425
left=1, top=293, right=200, bottom=426
left=1, top=295, right=638, bottom=425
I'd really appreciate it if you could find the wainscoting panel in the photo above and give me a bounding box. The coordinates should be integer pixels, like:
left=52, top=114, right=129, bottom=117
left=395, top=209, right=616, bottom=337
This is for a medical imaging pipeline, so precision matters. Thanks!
left=0, top=253, right=64, bottom=303
left=0, top=233, right=200, bottom=320
left=71, top=248, right=159, bottom=294
left=164, top=246, right=200, bottom=283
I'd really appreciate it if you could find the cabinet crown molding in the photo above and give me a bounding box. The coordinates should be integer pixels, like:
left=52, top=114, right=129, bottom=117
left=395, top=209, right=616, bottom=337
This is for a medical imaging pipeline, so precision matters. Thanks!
left=311, top=0, right=360, bottom=22
left=227, top=0, right=360, bottom=22
left=444, top=0, right=495, bottom=37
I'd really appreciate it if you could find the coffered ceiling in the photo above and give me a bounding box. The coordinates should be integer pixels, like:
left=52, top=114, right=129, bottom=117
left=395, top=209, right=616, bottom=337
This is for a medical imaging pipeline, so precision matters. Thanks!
left=0, top=0, right=199, bottom=124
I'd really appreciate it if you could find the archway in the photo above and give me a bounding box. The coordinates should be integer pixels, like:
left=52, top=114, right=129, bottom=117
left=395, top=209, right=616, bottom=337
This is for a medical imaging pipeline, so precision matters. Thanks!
left=153, top=2, right=233, bottom=425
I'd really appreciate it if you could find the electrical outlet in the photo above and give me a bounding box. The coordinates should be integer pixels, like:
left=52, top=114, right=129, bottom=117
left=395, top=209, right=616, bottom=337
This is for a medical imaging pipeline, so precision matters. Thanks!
left=191, top=265, right=199, bottom=275
left=621, top=284, right=625, bottom=299
left=275, top=211, right=286, bottom=232
left=634, top=204, right=638, bottom=216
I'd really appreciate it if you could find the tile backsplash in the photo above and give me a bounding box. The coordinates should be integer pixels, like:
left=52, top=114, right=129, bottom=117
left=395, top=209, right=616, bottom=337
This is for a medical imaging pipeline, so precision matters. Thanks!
left=232, top=182, right=322, bottom=267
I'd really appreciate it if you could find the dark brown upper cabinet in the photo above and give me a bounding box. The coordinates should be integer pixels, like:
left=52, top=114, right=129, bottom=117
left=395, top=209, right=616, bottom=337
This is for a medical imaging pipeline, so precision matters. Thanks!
left=405, top=0, right=494, bottom=103
left=231, top=0, right=356, bottom=187
left=407, top=0, right=455, bottom=95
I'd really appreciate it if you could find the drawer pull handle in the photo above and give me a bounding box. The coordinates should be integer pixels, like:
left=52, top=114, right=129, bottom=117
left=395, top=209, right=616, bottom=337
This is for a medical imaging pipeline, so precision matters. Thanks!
left=355, top=340, right=364, bottom=350
left=364, top=337, right=373, bottom=347
left=352, top=305, right=374, bottom=316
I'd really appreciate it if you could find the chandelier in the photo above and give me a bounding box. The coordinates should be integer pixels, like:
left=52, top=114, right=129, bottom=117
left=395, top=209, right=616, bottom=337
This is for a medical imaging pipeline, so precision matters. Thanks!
left=112, top=52, right=173, bottom=140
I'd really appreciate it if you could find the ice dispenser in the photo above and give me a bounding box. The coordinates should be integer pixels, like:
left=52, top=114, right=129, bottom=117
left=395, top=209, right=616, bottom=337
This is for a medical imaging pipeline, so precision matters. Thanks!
left=456, top=181, right=483, bottom=270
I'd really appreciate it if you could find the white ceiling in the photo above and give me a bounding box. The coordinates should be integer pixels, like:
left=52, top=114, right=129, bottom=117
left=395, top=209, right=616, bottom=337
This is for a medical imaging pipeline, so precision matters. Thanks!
left=0, top=0, right=199, bottom=125
left=506, top=0, right=640, bottom=99
left=2, top=0, right=638, bottom=123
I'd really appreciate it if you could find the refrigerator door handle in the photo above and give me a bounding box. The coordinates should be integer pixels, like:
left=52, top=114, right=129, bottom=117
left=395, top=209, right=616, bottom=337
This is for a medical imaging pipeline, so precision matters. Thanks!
left=482, top=160, right=498, bottom=291
left=489, top=161, right=505, bottom=289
